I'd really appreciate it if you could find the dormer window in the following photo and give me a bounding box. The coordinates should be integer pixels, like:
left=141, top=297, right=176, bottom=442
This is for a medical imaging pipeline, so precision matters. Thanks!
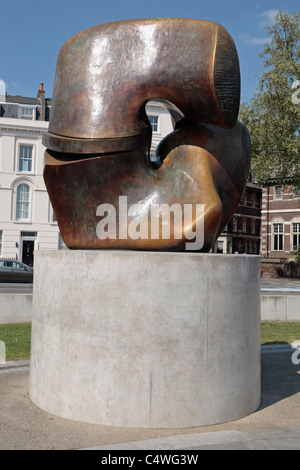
left=19, top=107, right=35, bottom=120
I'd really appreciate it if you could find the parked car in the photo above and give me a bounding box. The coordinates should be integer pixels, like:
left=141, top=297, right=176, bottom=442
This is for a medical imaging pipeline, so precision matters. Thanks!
left=0, top=259, right=33, bottom=283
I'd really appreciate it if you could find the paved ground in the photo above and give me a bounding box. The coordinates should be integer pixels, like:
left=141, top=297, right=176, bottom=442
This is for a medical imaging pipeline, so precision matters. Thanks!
left=1, top=345, right=300, bottom=450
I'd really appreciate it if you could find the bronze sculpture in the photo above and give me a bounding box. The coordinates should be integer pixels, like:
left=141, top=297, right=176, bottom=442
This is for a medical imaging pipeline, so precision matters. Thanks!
left=43, top=18, right=251, bottom=251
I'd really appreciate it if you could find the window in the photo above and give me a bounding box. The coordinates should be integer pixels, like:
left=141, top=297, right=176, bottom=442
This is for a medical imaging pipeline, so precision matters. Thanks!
left=216, top=241, right=224, bottom=253
left=232, top=218, right=237, bottom=232
left=293, top=187, right=300, bottom=199
left=273, top=223, right=283, bottom=251
left=21, top=231, right=37, bottom=237
left=293, top=223, right=300, bottom=248
left=16, top=184, right=30, bottom=220
left=49, top=203, right=57, bottom=223
left=242, top=219, right=247, bottom=232
left=58, top=233, right=68, bottom=250
left=19, top=107, right=35, bottom=120
left=19, top=145, right=33, bottom=172
left=251, top=220, right=256, bottom=234
left=243, top=194, right=247, bottom=206
left=274, top=186, right=283, bottom=200
left=0, top=231, right=2, bottom=256
left=149, top=115, right=159, bottom=132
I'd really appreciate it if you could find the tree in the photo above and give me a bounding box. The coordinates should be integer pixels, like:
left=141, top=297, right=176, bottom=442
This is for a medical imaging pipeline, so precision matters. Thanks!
left=290, top=244, right=300, bottom=262
left=239, top=11, right=300, bottom=187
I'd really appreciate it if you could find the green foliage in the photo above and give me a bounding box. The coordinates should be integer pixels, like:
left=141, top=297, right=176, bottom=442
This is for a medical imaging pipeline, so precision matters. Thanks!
left=0, top=322, right=31, bottom=361
left=261, top=321, right=300, bottom=345
left=239, top=11, right=300, bottom=187
left=290, top=244, right=300, bottom=262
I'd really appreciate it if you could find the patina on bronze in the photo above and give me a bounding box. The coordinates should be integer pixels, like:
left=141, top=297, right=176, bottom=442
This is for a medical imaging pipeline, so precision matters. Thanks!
left=43, top=18, right=251, bottom=251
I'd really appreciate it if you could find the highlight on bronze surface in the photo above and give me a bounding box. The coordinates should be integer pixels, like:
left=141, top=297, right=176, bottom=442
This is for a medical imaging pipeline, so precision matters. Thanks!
left=43, top=17, right=251, bottom=251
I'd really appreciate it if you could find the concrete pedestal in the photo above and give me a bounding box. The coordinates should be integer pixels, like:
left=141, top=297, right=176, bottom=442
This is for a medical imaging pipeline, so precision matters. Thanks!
left=29, top=251, right=261, bottom=428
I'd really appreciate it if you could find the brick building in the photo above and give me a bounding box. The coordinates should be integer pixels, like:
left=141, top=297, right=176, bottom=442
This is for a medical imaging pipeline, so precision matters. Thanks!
left=260, top=180, right=300, bottom=260
left=214, top=179, right=262, bottom=254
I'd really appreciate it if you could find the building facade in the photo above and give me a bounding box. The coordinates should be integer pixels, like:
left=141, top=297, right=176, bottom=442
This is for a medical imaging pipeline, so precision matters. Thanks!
left=0, top=85, right=59, bottom=265
left=260, top=183, right=300, bottom=260
left=213, top=180, right=262, bottom=254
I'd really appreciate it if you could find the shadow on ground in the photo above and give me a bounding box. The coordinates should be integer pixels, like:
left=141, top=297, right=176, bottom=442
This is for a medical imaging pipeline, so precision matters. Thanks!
left=259, top=350, right=300, bottom=410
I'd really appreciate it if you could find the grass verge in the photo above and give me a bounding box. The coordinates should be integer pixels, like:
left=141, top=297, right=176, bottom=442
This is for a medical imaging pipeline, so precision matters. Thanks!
left=0, top=322, right=31, bottom=361
left=1, top=322, right=300, bottom=361
left=261, top=321, right=300, bottom=345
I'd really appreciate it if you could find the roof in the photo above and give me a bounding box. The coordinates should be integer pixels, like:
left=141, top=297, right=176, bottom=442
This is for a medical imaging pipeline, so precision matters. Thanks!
left=5, top=95, right=41, bottom=105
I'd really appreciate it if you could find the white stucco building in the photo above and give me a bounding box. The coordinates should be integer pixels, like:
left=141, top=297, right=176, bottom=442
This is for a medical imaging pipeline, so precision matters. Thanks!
left=0, top=88, right=173, bottom=265
left=0, top=117, right=60, bottom=264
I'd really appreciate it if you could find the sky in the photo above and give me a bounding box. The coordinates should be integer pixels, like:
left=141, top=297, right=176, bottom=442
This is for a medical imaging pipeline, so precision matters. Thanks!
left=0, top=0, right=299, bottom=104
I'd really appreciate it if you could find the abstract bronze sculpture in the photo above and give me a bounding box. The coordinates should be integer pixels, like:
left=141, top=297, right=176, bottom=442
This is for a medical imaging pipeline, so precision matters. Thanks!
left=43, top=18, right=251, bottom=251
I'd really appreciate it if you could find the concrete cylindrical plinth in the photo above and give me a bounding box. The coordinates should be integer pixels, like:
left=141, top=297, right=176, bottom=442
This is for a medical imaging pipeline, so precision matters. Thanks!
left=29, top=251, right=261, bottom=428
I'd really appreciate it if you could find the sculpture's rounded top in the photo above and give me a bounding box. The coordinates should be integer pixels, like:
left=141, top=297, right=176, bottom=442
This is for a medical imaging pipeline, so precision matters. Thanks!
left=44, top=18, right=240, bottom=154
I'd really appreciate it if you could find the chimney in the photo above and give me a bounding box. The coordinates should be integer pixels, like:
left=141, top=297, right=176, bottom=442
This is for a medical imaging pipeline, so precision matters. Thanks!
left=37, top=83, right=45, bottom=121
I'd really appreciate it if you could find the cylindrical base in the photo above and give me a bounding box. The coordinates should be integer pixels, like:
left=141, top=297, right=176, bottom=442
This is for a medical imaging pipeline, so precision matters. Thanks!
left=29, top=251, right=261, bottom=428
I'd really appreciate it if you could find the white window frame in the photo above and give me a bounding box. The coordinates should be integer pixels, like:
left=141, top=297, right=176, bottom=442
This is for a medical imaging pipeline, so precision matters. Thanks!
left=292, top=222, right=300, bottom=249
left=49, top=202, right=57, bottom=224
left=16, top=183, right=30, bottom=221
left=272, top=223, right=284, bottom=251
left=242, top=219, right=247, bottom=232
left=148, top=115, right=159, bottom=133
left=18, top=144, right=33, bottom=172
left=58, top=233, right=68, bottom=250
left=274, top=186, right=283, bottom=200
left=16, top=140, right=35, bottom=174
left=19, top=106, right=35, bottom=120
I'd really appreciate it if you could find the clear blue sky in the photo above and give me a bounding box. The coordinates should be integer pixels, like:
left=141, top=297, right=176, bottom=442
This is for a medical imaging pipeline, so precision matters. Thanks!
left=0, top=0, right=299, bottom=104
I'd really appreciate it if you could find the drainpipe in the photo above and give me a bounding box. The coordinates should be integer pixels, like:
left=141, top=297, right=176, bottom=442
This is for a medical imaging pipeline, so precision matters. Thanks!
left=266, top=185, right=270, bottom=257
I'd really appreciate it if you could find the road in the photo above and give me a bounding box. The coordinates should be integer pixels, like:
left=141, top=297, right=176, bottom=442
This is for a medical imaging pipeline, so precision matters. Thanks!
left=0, top=283, right=33, bottom=293
left=261, top=277, right=300, bottom=296
left=0, top=277, right=300, bottom=295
